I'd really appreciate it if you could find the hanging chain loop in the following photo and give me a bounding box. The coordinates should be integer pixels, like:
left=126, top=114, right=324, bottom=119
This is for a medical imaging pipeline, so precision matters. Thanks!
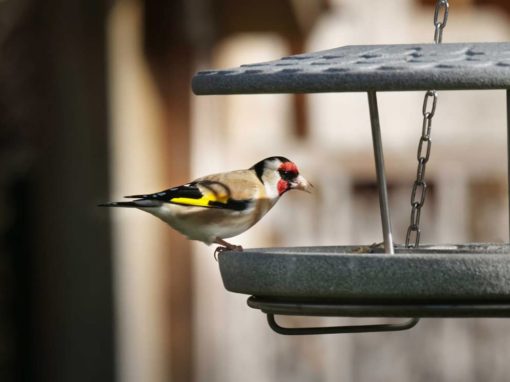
left=405, top=0, right=448, bottom=248
left=433, top=0, right=449, bottom=44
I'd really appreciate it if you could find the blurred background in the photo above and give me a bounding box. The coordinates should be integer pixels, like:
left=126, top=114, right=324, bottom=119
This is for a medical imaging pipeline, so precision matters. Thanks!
left=1, top=0, right=510, bottom=381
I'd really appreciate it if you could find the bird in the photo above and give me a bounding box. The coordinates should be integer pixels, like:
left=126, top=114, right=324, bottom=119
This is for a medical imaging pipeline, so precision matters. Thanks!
left=99, top=156, right=312, bottom=252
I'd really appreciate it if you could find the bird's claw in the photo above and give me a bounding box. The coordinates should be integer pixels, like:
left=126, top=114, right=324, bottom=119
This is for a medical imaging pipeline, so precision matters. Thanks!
left=213, top=245, right=243, bottom=261
left=214, top=246, right=226, bottom=261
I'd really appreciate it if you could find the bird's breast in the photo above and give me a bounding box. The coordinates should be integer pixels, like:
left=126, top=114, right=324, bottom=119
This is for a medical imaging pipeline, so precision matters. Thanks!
left=142, top=197, right=277, bottom=243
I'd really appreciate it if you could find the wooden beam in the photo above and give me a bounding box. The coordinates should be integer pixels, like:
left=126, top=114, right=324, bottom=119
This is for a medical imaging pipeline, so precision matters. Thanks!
left=144, top=2, right=194, bottom=381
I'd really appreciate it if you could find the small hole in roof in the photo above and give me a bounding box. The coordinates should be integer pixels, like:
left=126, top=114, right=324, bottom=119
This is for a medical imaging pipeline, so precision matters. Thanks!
left=216, top=70, right=236, bottom=75
left=241, top=63, right=266, bottom=67
left=321, top=54, right=343, bottom=59
left=324, top=67, right=348, bottom=73
left=279, top=68, right=301, bottom=73
left=311, top=61, right=330, bottom=65
left=282, top=55, right=310, bottom=60
left=410, top=52, right=423, bottom=58
left=378, top=65, right=403, bottom=70
left=465, top=49, right=485, bottom=56
left=197, top=70, right=216, bottom=76
left=243, top=69, right=263, bottom=74
left=496, top=62, right=510, bottom=67
left=435, top=64, right=455, bottom=69
left=359, top=53, right=380, bottom=59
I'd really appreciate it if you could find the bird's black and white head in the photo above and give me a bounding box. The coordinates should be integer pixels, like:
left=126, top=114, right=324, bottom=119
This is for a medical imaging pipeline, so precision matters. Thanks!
left=251, top=156, right=312, bottom=198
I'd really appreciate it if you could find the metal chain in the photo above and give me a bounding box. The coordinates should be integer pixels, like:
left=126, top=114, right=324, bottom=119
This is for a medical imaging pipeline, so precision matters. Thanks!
left=433, top=0, right=449, bottom=44
left=405, top=0, right=449, bottom=248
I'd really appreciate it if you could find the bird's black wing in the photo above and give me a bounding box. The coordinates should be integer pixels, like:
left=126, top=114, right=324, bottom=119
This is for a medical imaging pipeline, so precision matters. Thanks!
left=125, top=181, right=251, bottom=211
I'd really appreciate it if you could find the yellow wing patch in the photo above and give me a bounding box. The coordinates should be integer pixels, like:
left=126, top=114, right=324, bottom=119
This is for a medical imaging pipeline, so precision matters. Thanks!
left=168, top=180, right=235, bottom=208
left=170, top=193, right=228, bottom=208
left=170, top=197, right=211, bottom=207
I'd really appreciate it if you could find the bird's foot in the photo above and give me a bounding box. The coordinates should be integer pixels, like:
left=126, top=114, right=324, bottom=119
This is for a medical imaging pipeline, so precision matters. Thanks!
left=353, top=242, right=385, bottom=254
left=213, top=246, right=226, bottom=261
left=213, top=238, right=243, bottom=261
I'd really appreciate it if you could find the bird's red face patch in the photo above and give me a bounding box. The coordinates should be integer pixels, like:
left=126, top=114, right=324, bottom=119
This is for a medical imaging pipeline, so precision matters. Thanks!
left=279, top=162, right=298, bottom=174
left=277, top=179, right=289, bottom=195
left=277, top=161, right=299, bottom=195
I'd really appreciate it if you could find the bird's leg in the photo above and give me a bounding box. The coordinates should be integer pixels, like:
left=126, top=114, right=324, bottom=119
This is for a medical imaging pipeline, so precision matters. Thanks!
left=213, top=238, right=243, bottom=261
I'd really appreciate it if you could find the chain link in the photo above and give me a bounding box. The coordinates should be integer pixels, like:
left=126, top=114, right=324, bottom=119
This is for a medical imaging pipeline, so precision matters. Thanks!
left=433, top=0, right=449, bottom=44
left=405, top=0, right=448, bottom=248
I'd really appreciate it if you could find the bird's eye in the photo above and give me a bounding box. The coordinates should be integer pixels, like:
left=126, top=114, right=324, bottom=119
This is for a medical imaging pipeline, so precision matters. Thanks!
left=279, top=170, right=297, bottom=181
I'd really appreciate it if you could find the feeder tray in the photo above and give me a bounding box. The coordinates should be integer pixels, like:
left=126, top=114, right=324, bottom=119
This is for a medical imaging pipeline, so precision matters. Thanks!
left=192, top=42, right=510, bottom=335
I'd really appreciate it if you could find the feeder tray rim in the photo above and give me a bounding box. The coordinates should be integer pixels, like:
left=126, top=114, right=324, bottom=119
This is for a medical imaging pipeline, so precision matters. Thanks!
left=230, top=243, right=510, bottom=256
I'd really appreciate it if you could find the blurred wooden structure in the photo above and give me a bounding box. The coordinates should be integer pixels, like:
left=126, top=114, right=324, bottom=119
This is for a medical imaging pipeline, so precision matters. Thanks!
left=0, top=0, right=328, bottom=381
left=142, top=1, right=328, bottom=381
left=0, top=0, right=114, bottom=380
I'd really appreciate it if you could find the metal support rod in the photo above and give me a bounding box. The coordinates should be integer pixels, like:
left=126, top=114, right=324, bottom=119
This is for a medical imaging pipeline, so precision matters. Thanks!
left=266, top=314, right=419, bottom=335
left=367, top=91, right=395, bottom=254
left=507, top=89, right=510, bottom=241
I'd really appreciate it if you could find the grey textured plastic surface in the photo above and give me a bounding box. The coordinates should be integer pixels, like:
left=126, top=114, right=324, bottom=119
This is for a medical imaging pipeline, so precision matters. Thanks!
left=218, top=245, right=510, bottom=302
left=192, top=42, right=510, bottom=94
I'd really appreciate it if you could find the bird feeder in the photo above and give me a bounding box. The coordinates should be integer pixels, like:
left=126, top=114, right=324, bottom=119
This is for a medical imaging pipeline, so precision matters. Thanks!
left=192, top=36, right=510, bottom=335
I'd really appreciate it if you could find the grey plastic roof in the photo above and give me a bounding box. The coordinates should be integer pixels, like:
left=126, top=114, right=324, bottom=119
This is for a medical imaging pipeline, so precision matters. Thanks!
left=192, top=42, right=510, bottom=94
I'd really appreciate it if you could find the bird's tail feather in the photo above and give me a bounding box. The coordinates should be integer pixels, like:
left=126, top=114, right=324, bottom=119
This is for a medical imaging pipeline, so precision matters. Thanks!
left=98, top=200, right=161, bottom=208
left=98, top=201, right=139, bottom=208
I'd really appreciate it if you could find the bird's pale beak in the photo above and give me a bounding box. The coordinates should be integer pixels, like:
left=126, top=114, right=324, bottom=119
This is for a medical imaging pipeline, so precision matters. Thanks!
left=291, top=175, right=313, bottom=193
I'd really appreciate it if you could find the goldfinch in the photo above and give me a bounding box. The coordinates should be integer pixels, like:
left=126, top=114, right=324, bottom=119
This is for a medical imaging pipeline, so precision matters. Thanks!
left=100, top=156, right=312, bottom=250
